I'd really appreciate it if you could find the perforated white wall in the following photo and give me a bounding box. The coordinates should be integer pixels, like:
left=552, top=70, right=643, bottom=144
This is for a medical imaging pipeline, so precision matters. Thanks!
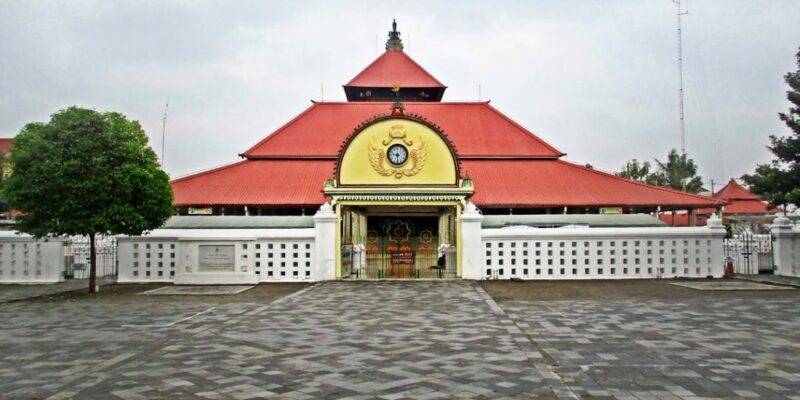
left=118, top=240, right=178, bottom=282
left=117, top=229, right=316, bottom=283
left=0, top=234, right=65, bottom=283
left=481, top=226, right=725, bottom=280
left=252, top=240, right=314, bottom=281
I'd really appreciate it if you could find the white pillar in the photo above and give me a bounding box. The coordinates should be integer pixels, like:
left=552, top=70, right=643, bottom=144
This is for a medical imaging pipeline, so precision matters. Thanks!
left=461, top=201, right=484, bottom=280
left=771, top=216, right=798, bottom=277
left=313, top=202, right=338, bottom=281
left=706, top=213, right=727, bottom=277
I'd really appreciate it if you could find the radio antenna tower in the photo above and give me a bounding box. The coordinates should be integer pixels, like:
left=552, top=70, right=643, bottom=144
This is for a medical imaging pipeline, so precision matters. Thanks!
left=161, top=95, right=169, bottom=166
left=673, top=0, right=688, bottom=154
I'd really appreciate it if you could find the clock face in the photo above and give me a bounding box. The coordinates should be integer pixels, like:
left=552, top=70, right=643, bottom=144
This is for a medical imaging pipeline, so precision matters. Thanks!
left=387, top=144, right=408, bottom=166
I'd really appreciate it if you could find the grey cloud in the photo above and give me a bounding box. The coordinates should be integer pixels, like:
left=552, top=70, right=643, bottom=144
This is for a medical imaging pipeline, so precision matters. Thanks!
left=1, top=0, right=798, bottom=185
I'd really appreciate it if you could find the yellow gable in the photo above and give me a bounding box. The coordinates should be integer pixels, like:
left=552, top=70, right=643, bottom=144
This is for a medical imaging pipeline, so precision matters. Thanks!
left=338, top=118, right=458, bottom=186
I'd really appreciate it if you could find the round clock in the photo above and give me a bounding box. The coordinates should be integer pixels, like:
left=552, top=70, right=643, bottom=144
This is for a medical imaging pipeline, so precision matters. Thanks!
left=387, top=144, right=408, bottom=166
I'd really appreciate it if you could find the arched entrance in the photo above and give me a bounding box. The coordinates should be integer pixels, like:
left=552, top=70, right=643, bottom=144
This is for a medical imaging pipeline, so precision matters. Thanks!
left=325, top=112, right=473, bottom=279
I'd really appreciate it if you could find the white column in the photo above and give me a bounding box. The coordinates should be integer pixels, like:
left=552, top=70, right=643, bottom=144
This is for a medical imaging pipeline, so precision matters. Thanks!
left=771, top=216, right=798, bottom=277
left=313, top=202, right=338, bottom=281
left=706, top=213, right=727, bottom=277
left=461, top=201, right=484, bottom=280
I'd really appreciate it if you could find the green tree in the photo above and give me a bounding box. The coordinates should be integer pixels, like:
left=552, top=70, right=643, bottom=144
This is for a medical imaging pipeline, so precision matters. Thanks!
left=617, top=159, right=653, bottom=182
left=3, top=107, right=174, bottom=292
left=0, top=151, right=9, bottom=216
left=743, top=47, right=800, bottom=211
left=649, top=149, right=705, bottom=193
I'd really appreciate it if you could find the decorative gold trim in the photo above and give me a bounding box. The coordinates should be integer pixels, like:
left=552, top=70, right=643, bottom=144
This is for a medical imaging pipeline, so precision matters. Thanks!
left=368, top=124, right=427, bottom=179
left=334, top=114, right=462, bottom=186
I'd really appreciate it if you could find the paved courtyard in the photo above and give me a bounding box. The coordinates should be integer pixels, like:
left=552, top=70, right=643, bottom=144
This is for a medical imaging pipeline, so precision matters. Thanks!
left=1, top=281, right=799, bottom=399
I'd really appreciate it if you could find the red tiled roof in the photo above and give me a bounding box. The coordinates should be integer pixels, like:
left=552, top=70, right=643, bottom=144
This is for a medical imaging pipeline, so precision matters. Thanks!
left=0, top=138, right=13, bottom=155
left=242, top=102, right=563, bottom=158
left=345, top=51, right=444, bottom=88
left=722, top=200, right=775, bottom=214
left=713, top=179, right=761, bottom=201
left=464, top=159, right=720, bottom=208
left=172, top=158, right=719, bottom=208
left=171, top=160, right=332, bottom=207
left=659, top=212, right=709, bottom=227
left=712, top=179, right=776, bottom=215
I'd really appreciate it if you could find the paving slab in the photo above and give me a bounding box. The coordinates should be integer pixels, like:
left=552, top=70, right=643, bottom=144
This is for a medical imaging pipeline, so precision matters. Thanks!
left=0, top=277, right=114, bottom=303
left=735, top=274, right=800, bottom=288
left=141, top=285, right=254, bottom=296
left=669, top=281, right=793, bottom=290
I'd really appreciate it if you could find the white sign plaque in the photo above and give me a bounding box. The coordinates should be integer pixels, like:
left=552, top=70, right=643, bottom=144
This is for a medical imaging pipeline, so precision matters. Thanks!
left=198, top=245, right=235, bottom=272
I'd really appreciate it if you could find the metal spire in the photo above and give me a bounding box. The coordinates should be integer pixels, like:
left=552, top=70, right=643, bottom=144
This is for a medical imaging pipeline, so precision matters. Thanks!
left=385, top=19, right=404, bottom=51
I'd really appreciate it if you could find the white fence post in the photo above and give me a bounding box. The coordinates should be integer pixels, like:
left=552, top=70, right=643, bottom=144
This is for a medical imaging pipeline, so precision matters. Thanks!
left=772, top=216, right=799, bottom=277
left=461, top=202, right=484, bottom=279
left=706, top=214, right=727, bottom=277
left=314, top=202, right=337, bottom=281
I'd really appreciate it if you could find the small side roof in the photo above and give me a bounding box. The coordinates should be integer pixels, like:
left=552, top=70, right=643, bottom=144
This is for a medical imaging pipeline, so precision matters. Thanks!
left=713, top=179, right=777, bottom=215
left=713, top=179, right=762, bottom=201
left=0, top=138, right=13, bottom=155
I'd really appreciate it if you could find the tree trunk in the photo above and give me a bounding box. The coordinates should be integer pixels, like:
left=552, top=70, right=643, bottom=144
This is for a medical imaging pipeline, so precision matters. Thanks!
left=89, top=232, right=97, bottom=293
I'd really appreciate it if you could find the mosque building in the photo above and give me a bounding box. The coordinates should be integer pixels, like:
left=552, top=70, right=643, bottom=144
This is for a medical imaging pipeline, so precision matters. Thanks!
left=169, top=21, right=718, bottom=279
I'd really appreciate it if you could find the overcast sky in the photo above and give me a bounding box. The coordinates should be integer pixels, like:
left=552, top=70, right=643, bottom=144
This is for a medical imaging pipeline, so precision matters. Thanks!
left=2, top=0, right=799, bottom=190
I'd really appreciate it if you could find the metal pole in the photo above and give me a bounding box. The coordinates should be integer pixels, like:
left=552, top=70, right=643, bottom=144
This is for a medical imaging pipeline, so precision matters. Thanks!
left=673, top=0, right=688, bottom=154
left=161, top=96, right=169, bottom=166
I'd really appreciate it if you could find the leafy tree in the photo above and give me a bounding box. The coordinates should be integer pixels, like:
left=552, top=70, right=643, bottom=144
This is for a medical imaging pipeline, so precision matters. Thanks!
left=617, top=159, right=653, bottom=183
left=649, top=149, right=705, bottom=193
left=3, top=107, right=174, bottom=292
left=619, top=151, right=705, bottom=193
left=0, top=151, right=10, bottom=216
left=743, top=47, right=800, bottom=211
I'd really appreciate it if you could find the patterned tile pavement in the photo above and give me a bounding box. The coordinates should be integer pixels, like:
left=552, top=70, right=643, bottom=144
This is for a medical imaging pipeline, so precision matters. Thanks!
left=0, top=278, right=114, bottom=303
left=500, top=298, right=800, bottom=399
left=1, top=281, right=799, bottom=399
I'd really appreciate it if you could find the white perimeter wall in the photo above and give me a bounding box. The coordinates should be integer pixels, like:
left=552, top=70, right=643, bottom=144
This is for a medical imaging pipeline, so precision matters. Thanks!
left=0, top=232, right=65, bottom=284
left=478, top=225, right=726, bottom=280
left=117, top=228, right=317, bottom=283
left=3, top=203, right=740, bottom=284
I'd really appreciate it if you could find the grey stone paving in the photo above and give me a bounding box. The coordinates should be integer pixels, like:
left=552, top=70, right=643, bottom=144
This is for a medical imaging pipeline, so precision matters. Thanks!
left=0, top=278, right=114, bottom=303
left=502, top=299, right=800, bottom=399
left=1, top=281, right=800, bottom=399
left=0, top=282, right=556, bottom=399
left=142, top=285, right=255, bottom=296
left=669, top=281, right=793, bottom=290
left=736, top=274, right=800, bottom=288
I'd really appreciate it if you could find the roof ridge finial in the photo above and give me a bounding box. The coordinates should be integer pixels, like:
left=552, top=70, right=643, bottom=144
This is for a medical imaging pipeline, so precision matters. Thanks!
left=390, top=84, right=405, bottom=116
left=386, top=19, right=404, bottom=51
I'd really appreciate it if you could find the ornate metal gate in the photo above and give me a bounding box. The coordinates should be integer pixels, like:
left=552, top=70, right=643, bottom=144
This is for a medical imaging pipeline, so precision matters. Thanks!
left=723, top=229, right=773, bottom=275
left=64, top=235, right=117, bottom=279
